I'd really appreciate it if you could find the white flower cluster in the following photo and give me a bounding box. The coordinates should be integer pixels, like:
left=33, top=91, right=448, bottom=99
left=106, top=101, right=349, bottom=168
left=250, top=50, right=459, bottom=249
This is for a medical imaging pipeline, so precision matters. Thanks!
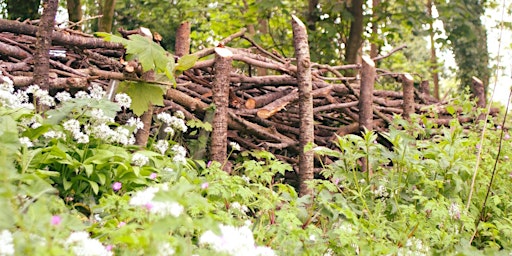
left=229, top=141, right=241, bottom=151
left=26, top=85, right=55, bottom=107
left=157, top=243, right=175, bottom=256
left=157, top=112, right=188, bottom=135
left=63, top=119, right=90, bottom=144
left=199, top=224, right=275, bottom=256
left=0, top=74, right=34, bottom=110
left=230, top=202, right=249, bottom=214
left=89, top=84, right=106, bottom=99
left=129, top=185, right=184, bottom=217
left=373, top=185, right=389, bottom=198
left=154, top=140, right=169, bottom=155
left=19, top=137, right=34, bottom=148
left=0, top=230, right=14, bottom=256
left=126, top=117, right=144, bottom=133
left=114, top=93, right=131, bottom=109
left=132, top=153, right=149, bottom=167
left=397, top=237, right=429, bottom=256
left=55, top=91, right=72, bottom=102
left=65, top=231, right=112, bottom=256
left=171, top=145, right=187, bottom=164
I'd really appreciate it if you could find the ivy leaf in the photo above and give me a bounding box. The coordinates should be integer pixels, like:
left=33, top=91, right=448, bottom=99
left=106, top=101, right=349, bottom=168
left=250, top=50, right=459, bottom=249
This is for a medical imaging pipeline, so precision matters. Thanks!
left=119, top=81, right=165, bottom=116
left=176, top=54, right=198, bottom=71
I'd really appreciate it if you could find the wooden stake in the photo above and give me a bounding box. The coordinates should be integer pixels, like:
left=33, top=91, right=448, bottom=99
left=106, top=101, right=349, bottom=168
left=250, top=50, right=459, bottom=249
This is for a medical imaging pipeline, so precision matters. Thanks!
left=292, top=15, right=314, bottom=196
left=401, top=73, right=414, bottom=120
left=211, top=47, right=233, bottom=172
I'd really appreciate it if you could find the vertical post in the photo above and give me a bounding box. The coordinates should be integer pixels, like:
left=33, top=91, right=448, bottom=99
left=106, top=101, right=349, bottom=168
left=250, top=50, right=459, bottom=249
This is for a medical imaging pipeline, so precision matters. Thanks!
left=359, top=56, right=376, bottom=131
left=419, top=80, right=430, bottom=96
left=291, top=15, right=314, bottom=196
left=174, top=22, right=191, bottom=57
left=471, top=76, right=486, bottom=108
left=210, top=47, right=233, bottom=172
left=401, top=73, right=414, bottom=120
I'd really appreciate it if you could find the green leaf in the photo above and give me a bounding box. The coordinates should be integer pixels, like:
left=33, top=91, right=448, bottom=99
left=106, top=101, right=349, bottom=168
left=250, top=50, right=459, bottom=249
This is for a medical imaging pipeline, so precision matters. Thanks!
left=95, top=32, right=129, bottom=45
left=446, top=105, right=456, bottom=116
left=126, top=35, right=170, bottom=73
left=119, top=81, right=165, bottom=116
left=89, top=180, right=100, bottom=195
left=176, top=54, right=199, bottom=71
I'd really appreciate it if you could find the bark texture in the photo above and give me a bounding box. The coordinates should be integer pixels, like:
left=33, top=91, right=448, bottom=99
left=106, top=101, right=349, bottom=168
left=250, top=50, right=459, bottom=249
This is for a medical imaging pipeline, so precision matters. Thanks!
left=471, top=76, right=485, bottom=108
left=292, top=15, right=314, bottom=196
left=211, top=47, right=233, bottom=171
left=33, top=0, right=58, bottom=90
left=359, top=56, right=375, bottom=131
left=401, top=73, right=414, bottom=120
left=426, top=0, right=439, bottom=99
left=66, top=0, right=83, bottom=28
left=98, top=0, right=116, bottom=33
left=174, top=22, right=191, bottom=57
left=345, top=0, right=364, bottom=66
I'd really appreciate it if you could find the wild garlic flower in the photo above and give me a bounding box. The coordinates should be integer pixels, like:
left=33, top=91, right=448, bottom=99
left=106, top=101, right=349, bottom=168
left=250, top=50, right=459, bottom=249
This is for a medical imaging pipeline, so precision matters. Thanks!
left=0, top=230, right=14, bottom=256
left=114, top=93, right=131, bottom=109
left=89, top=84, right=106, bottom=99
left=154, top=140, right=169, bottom=155
left=230, top=202, right=248, bottom=213
left=157, top=243, right=175, bottom=256
left=43, top=130, right=66, bottom=140
left=90, top=109, right=115, bottom=124
left=174, top=110, right=185, bottom=119
left=199, top=224, right=275, bottom=256
left=63, top=119, right=80, bottom=134
left=164, top=126, right=175, bottom=137
left=65, top=232, right=112, bottom=256
left=129, top=185, right=184, bottom=217
left=229, top=142, right=241, bottom=151
left=74, top=91, right=91, bottom=99
left=19, top=137, right=33, bottom=148
left=397, top=237, right=429, bottom=256
left=55, top=91, right=72, bottom=102
left=26, top=85, right=54, bottom=107
left=157, top=113, right=187, bottom=133
left=126, top=117, right=144, bottom=132
left=132, top=153, right=149, bottom=167
left=171, top=145, right=187, bottom=164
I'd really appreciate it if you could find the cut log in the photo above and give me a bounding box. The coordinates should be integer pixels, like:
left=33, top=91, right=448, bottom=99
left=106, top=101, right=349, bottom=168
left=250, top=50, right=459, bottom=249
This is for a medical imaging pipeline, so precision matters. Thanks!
left=401, top=73, right=414, bottom=119
left=359, top=55, right=376, bottom=131
left=210, top=47, right=233, bottom=171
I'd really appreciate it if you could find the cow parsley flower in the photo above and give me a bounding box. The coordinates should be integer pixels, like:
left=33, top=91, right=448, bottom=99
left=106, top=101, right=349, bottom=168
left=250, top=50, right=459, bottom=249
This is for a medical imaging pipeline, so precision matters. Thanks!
left=199, top=224, right=275, bottom=256
left=65, top=232, right=112, bottom=256
left=114, top=93, right=131, bottom=109
left=132, top=153, right=149, bottom=167
left=0, top=230, right=14, bottom=256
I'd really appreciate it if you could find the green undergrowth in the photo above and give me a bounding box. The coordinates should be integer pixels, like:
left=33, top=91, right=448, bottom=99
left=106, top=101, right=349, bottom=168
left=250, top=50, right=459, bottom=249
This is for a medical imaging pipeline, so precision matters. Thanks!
left=1, top=79, right=512, bottom=255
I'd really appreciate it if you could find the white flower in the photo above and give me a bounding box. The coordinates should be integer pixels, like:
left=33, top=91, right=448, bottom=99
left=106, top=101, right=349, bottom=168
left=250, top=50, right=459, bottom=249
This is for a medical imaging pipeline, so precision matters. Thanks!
left=26, top=84, right=41, bottom=95
left=398, top=237, right=429, bottom=256
left=373, top=185, right=388, bottom=198
left=0, top=230, right=14, bottom=256
left=230, top=202, right=248, bottom=213
left=89, top=84, right=106, bottom=99
left=157, top=113, right=172, bottom=124
left=449, top=202, right=461, bottom=220
left=155, top=140, right=169, bottom=155
left=65, top=231, right=112, bottom=256
left=171, top=145, right=187, bottom=164
left=164, top=126, right=175, bottom=137
left=132, top=153, right=149, bottom=167
left=38, top=94, right=55, bottom=107
left=129, top=185, right=183, bottom=217
left=19, top=137, right=33, bottom=148
left=309, top=235, right=316, bottom=241
left=174, top=110, right=185, bottom=119
left=43, top=130, right=66, bottom=140
left=114, top=93, right=131, bottom=108
left=55, top=91, right=72, bottom=102
left=158, top=243, right=175, bottom=256
left=63, top=119, right=80, bottom=134
left=90, top=109, right=114, bottom=124
left=163, top=167, right=174, bottom=173
left=199, top=224, right=275, bottom=256
left=126, top=117, right=144, bottom=132
left=75, top=133, right=89, bottom=144
left=229, top=142, right=241, bottom=151
left=75, top=91, right=91, bottom=99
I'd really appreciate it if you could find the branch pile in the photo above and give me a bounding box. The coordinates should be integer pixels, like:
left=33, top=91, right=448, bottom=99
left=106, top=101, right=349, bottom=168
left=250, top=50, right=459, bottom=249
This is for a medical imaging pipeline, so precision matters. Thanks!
left=0, top=19, right=496, bottom=168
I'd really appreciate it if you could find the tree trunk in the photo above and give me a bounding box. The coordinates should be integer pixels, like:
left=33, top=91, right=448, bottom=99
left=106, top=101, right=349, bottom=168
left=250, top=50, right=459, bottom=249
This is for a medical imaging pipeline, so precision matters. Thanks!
left=174, top=21, right=190, bottom=57
left=6, top=0, right=40, bottom=20
left=33, top=0, right=58, bottom=91
left=98, top=0, right=116, bottom=33
left=359, top=56, right=375, bottom=175
left=426, top=0, right=439, bottom=99
left=307, top=0, right=319, bottom=31
left=345, top=0, right=364, bottom=66
left=210, top=47, right=233, bottom=172
left=292, top=15, right=314, bottom=196
left=66, top=0, right=83, bottom=29
left=370, top=0, right=380, bottom=59
left=401, top=73, right=414, bottom=120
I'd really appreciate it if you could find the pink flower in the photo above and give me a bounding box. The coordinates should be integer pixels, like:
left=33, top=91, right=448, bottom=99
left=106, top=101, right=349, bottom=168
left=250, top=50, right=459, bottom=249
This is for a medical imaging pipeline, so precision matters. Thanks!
left=201, top=182, right=209, bottom=189
left=207, top=160, right=212, bottom=168
left=149, top=173, right=157, bottom=179
left=51, top=215, right=61, bottom=226
left=333, top=178, right=340, bottom=185
left=106, top=245, right=113, bottom=251
left=117, top=221, right=126, bottom=228
left=504, top=134, right=510, bottom=140
left=145, top=203, right=153, bottom=211
left=112, top=182, right=122, bottom=191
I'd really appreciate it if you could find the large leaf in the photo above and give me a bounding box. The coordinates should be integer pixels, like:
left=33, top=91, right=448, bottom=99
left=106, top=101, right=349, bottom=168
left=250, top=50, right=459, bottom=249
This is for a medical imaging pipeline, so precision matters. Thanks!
left=125, top=35, right=171, bottom=73
left=119, top=81, right=165, bottom=116
left=176, top=54, right=199, bottom=71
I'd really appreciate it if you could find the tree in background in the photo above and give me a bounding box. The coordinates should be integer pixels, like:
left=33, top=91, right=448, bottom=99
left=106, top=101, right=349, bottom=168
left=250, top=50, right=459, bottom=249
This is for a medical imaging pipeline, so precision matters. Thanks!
left=5, top=0, right=40, bottom=20
left=437, top=0, right=490, bottom=101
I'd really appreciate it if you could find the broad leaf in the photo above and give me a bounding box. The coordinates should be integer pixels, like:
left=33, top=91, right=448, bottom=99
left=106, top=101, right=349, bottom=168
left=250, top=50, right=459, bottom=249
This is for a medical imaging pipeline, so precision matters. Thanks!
left=119, top=81, right=165, bottom=116
left=125, top=34, right=170, bottom=73
left=176, top=54, right=198, bottom=71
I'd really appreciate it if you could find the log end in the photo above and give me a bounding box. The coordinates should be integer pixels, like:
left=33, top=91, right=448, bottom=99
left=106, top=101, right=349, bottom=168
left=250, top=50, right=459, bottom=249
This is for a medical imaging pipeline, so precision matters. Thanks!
left=257, top=109, right=271, bottom=119
left=245, top=98, right=256, bottom=109
left=291, top=15, right=306, bottom=28
left=214, top=47, right=233, bottom=57
left=362, top=55, right=375, bottom=67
